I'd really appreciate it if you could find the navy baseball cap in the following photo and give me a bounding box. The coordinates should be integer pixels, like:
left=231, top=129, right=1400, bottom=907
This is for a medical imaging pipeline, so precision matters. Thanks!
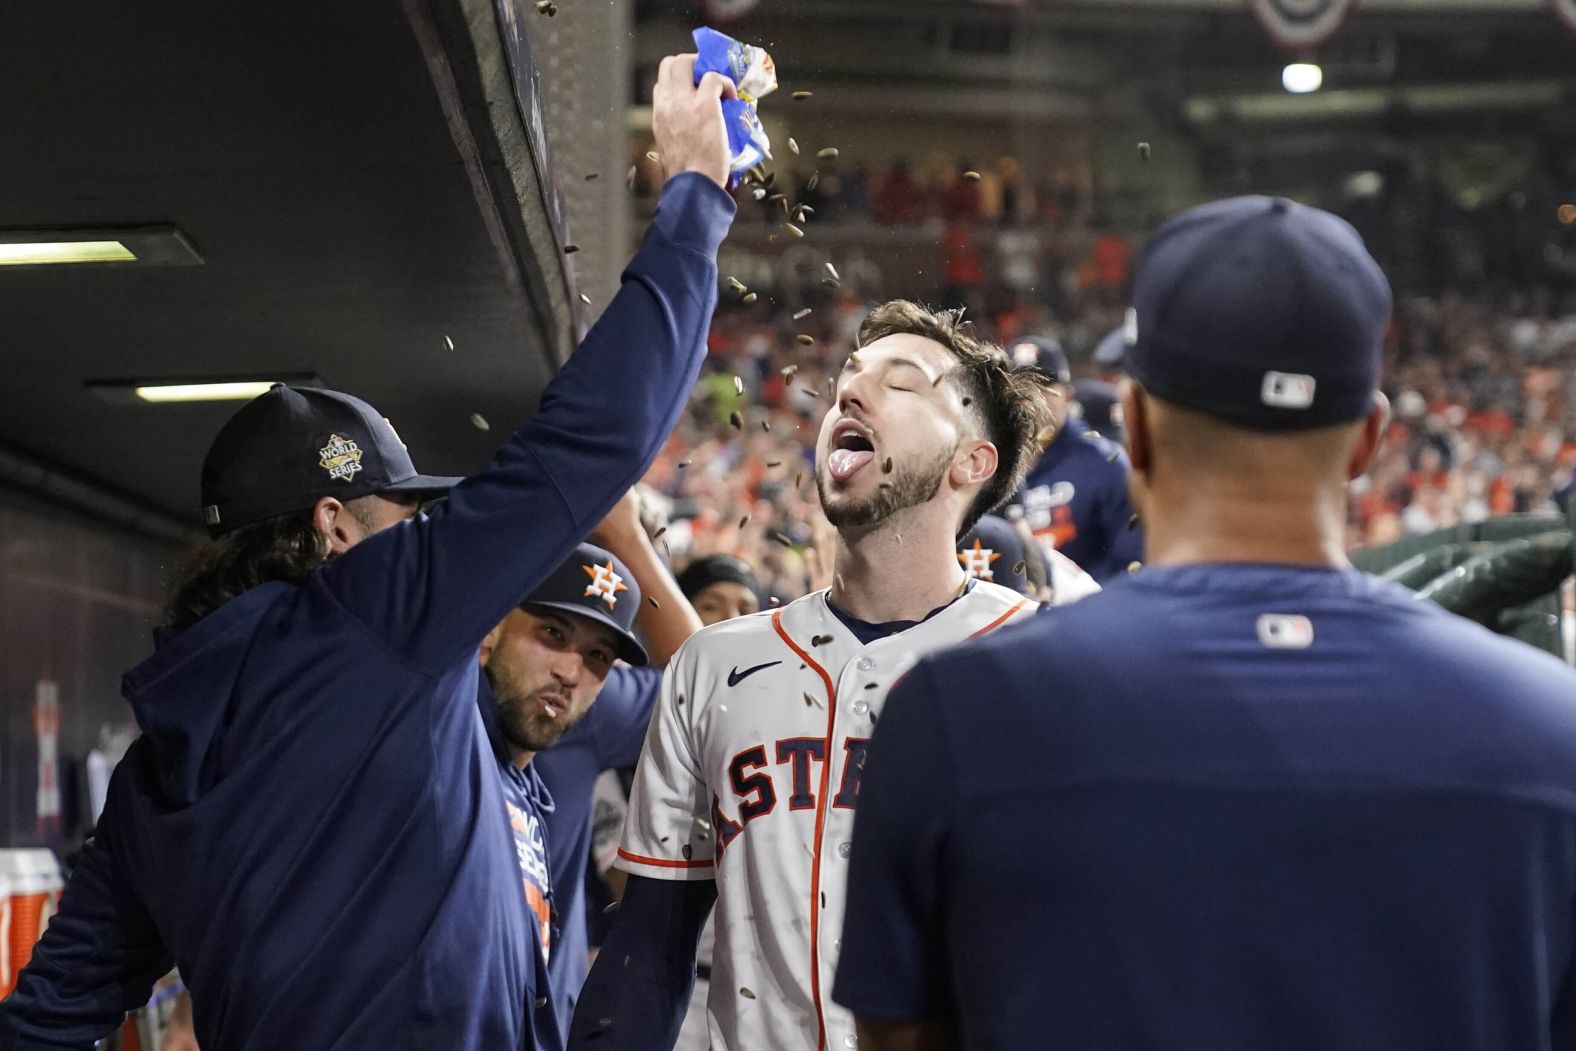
left=1092, top=326, right=1128, bottom=371
left=1072, top=378, right=1125, bottom=444
left=1127, top=195, right=1391, bottom=430
left=520, top=543, right=648, bottom=666
left=957, top=514, right=1038, bottom=597
left=201, top=386, right=461, bottom=536
left=675, top=554, right=761, bottom=602
left=1008, top=336, right=1071, bottom=385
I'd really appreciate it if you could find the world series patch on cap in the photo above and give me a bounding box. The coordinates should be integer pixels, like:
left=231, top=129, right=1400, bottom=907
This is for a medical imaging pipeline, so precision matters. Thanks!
left=518, top=543, right=649, bottom=666
left=200, top=385, right=462, bottom=536
left=1126, top=195, right=1392, bottom=430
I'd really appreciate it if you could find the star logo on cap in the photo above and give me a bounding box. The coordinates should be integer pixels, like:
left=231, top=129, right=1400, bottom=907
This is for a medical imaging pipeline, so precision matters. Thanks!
left=582, top=560, right=628, bottom=608
left=318, top=434, right=363, bottom=483
left=957, top=539, right=1001, bottom=581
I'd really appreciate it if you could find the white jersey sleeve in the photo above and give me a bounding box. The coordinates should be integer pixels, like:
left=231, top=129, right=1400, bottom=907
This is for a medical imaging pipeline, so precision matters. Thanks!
left=616, top=639, right=717, bottom=881
left=1046, top=548, right=1101, bottom=605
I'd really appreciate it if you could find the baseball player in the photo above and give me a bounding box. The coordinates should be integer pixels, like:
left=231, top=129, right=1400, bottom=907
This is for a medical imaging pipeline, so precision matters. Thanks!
left=568, top=300, right=1092, bottom=1051
left=0, top=53, right=738, bottom=1051
left=1008, top=335, right=1143, bottom=581
left=833, top=197, right=1576, bottom=1049
left=957, top=512, right=1098, bottom=603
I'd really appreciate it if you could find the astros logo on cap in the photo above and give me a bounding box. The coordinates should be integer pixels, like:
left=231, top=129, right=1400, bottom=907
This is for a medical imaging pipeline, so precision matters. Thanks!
left=582, top=560, right=629, bottom=608
left=318, top=434, right=363, bottom=482
left=958, top=539, right=1001, bottom=581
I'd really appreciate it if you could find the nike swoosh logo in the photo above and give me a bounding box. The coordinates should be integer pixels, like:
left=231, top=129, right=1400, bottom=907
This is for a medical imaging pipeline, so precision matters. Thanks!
left=727, top=661, right=782, bottom=687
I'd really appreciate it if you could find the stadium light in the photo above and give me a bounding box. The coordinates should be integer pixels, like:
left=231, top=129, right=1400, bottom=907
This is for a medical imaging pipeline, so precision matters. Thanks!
left=133, top=382, right=279, bottom=403
left=1282, top=63, right=1323, bottom=94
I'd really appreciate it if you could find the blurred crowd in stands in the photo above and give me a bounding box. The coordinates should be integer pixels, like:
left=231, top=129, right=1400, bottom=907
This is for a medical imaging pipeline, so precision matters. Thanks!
left=628, top=147, right=1576, bottom=596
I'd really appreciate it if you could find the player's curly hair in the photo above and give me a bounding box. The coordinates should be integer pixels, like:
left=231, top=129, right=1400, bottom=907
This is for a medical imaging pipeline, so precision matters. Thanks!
left=857, top=300, right=1053, bottom=537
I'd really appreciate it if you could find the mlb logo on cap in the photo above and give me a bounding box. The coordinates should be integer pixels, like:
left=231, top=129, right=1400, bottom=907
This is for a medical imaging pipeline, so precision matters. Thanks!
left=1261, top=371, right=1316, bottom=410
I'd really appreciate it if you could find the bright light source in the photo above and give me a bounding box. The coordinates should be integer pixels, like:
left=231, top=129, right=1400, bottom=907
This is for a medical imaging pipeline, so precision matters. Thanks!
left=1282, top=63, right=1323, bottom=94
left=1345, top=171, right=1384, bottom=198
left=1559, top=204, right=1576, bottom=225
left=0, top=240, right=136, bottom=266
left=134, top=382, right=277, bottom=403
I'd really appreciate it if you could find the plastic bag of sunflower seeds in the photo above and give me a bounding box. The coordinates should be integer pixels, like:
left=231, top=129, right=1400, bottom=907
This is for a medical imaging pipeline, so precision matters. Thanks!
left=693, top=27, right=775, bottom=177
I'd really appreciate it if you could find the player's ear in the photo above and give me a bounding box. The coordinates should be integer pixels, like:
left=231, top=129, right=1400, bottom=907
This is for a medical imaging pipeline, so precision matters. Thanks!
left=1121, top=380, right=1151, bottom=476
left=1347, top=390, right=1390, bottom=481
left=478, top=620, right=507, bottom=667
left=952, top=438, right=998, bottom=489
left=312, top=496, right=358, bottom=556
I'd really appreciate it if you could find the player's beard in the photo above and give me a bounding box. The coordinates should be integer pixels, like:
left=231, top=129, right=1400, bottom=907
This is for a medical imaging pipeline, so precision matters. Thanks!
left=817, top=441, right=956, bottom=530
left=485, top=653, right=587, bottom=756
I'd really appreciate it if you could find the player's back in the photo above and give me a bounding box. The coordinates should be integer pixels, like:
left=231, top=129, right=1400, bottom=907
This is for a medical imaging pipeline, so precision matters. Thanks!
left=928, top=563, right=1576, bottom=1050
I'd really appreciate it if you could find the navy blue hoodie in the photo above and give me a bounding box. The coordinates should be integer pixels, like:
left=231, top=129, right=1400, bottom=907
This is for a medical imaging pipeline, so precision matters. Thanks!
left=1011, top=416, right=1142, bottom=582
left=0, top=173, right=734, bottom=1051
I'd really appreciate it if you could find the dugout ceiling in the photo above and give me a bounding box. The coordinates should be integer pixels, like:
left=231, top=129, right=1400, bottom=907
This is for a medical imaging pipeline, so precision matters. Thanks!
left=0, top=0, right=575, bottom=531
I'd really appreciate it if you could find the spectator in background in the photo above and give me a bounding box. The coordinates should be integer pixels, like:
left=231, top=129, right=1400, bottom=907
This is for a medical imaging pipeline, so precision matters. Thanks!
left=1008, top=336, right=1144, bottom=581
left=675, top=554, right=762, bottom=625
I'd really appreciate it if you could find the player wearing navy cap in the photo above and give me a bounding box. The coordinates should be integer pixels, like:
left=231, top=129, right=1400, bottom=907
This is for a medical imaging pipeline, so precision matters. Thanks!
left=956, top=513, right=1097, bottom=603
left=1007, top=334, right=1143, bottom=582
left=835, top=195, right=1576, bottom=1050
left=0, top=53, right=739, bottom=1051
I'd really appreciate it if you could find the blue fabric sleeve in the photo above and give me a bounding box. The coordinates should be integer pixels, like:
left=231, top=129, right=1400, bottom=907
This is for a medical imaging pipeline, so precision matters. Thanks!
left=566, top=874, right=716, bottom=1049
left=1098, top=465, right=1143, bottom=580
left=831, top=663, right=955, bottom=1022
left=318, top=174, right=734, bottom=673
left=594, top=666, right=662, bottom=770
left=0, top=818, right=173, bottom=1048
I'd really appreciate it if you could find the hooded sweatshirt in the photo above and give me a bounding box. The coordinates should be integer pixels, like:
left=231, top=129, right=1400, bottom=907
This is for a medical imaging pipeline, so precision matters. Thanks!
left=0, top=173, right=734, bottom=1051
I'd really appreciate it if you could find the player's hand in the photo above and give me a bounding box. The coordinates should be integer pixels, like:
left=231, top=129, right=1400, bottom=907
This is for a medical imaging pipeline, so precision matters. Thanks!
left=591, top=488, right=647, bottom=549
left=651, top=53, right=736, bottom=190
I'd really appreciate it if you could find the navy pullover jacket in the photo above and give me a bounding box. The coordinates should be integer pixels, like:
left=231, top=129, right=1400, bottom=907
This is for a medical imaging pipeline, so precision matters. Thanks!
left=0, top=173, right=734, bottom=1051
left=1011, top=416, right=1142, bottom=582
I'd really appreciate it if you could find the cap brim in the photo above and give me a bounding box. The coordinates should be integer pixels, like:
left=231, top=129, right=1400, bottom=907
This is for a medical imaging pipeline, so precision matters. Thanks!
left=381, top=473, right=464, bottom=498
left=522, top=600, right=650, bottom=667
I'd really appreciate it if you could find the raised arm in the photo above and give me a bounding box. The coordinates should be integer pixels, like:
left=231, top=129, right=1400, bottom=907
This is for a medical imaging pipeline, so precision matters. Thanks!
left=590, top=489, right=703, bottom=669
left=320, top=56, right=738, bottom=672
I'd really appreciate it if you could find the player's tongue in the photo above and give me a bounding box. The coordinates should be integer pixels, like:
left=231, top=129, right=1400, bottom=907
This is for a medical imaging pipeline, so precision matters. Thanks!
left=827, top=448, right=874, bottom=481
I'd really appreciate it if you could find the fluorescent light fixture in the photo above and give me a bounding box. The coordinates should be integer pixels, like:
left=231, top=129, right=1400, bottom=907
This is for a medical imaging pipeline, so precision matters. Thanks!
left=1282, top=63, right=1324, bottom=94
left=133, top=382, right=278, bottom=403
left=0, top=226, right=202, bottom=269
left=0, top=240, right=136, bottom=266
left=87, top=373, right=321, bottom=405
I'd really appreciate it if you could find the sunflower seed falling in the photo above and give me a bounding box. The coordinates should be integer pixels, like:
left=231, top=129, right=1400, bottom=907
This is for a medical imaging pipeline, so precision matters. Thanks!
left=564, top=244, right=579, bottom=254
left=882, top=457, right=893, bottom=473
left=727, top=276, right=746, bottom=293
left=771, top=531, right=793, bottom=547
left=625, top=955, right=631, bottom=968
left=807, top=171, right=820, bottom=191
left=444, top=334, right=455, bottom=351
left=863, top=681, right=878, bottom=690
left=743, top=291, right=758, bottom=303
left=767, top=459, right=782, bottom=468
left=961, top=396, right=972, bottom=407
left=801, top=384, right=820, bottom=397
left=1106, top=450, right=1120, bottom=463
left=470, top=413, right=490, bottom=431
left=794, top=471, right=803, bottom=488
left=781, top=364, right=799, bottom=382
left=647, top=595, right=660, bottom=609
left=793, top=206, right=809, bottom=223
left=784, top=223, right=804, bottom=238
left=677, top=460, right=691, bottom=468
left=580, top=292, right=592, bottom=306
left=676, top=693, right=685, bottom=706
left=585, top=172, right=599, bottom=181
left=803, top=692, right=822, bottom=708
left=1013, top=560, right=1027, bottom=575
left=836, top=572, right=846, bottom=590
left=682, top=845, right=693, bottom=861
left=598, top=1017, right=612, bottom=1028
left=739, top=514, right=751, bottom=529
left=751, top=186, right=767, bottom=201
left=1035, top=426, right=1056, bottom=444
left=812, top=634, right=832, bottom=646
left=1138, top=141, right=1151, bottom=161
left=770, top=596, right=781, bottom=606
left=796, top=333, right=815, bottom=345
left=537, top=996, right=549, bottom=1008
left=817, top=147, right=839, bottom=160
left=625, top=165, right=637, bottom=187
left=733, top=375, right=745, bottom=395
left=962, top=170, right=981, bottom=181
left=821, top=892, right=827, bottom=907
left=646, top=151, right=660, bottom=162
left=1128, top=513, right=1142, bottom=531
left=740, top=988, right=757, bottom=1000
left=825, top=261, right=840, bottom=282
left=761, top=419, right=771, bottom=432
left=534, top=0, right=556, bottom=13
left=792, top=90, right=813, bottom=100
left=847, top=351, right=861, bottom=367
left=1128, top=561, right=1143, bottom=574
left=603, top=900, right=621, bottom=914
left=730, top=411, right=743, bottom=430
left=787, top=137, right=799, bottom=155
left=793, top=307, right=812, bottom=320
